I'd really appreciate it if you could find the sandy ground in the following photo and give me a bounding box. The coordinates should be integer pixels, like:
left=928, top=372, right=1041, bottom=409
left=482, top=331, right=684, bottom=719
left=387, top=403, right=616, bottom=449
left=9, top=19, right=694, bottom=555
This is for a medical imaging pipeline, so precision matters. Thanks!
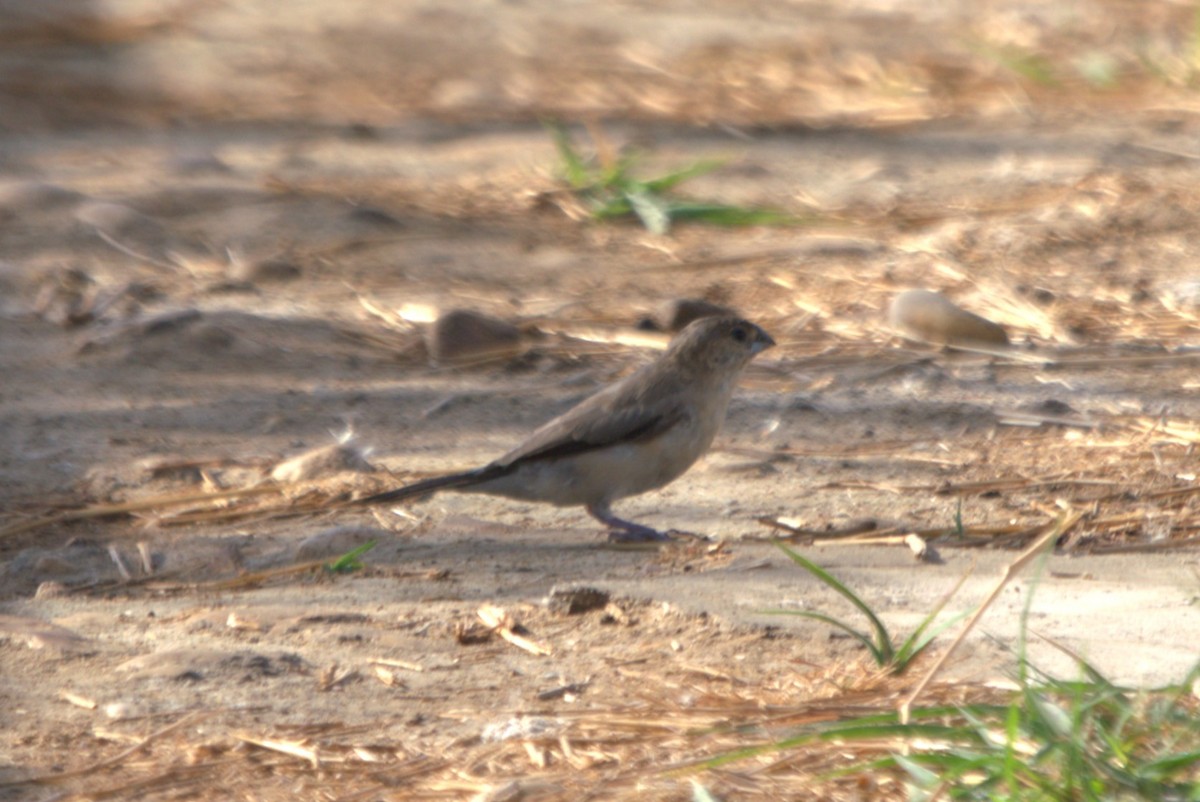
left=3, top=1, right=1200, bottom=799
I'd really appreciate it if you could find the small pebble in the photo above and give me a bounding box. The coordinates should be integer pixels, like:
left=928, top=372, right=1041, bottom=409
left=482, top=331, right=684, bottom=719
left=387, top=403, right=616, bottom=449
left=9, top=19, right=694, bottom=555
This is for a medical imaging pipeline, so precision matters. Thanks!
left=888, top=289, right=1009, bottom=347
left=427, top=309, right=522, bottom=366
left=546, top=585, right=610, bottom=615
left=34, top=581, right=70, bottom=600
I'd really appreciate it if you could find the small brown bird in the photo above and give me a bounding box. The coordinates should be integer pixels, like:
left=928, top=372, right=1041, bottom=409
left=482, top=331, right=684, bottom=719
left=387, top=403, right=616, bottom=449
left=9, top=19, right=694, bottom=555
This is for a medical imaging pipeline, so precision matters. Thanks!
left=360, top=316, right=775, bottom=541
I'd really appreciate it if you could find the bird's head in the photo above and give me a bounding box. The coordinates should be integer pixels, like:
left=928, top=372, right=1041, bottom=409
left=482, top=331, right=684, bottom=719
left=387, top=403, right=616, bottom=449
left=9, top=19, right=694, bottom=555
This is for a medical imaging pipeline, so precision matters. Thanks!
left=667, top=315, right=775, bottom=374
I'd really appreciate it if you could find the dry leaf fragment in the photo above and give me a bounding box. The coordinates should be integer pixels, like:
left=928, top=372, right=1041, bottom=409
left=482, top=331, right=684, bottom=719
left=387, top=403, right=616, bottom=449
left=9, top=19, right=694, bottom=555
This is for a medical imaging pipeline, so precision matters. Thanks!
left=373, top=666, right=406, bottom=687
left=316, top=663, right=359, bottom=691
left=107, top=545, right=132, bottom=580
left=236, top=734, right=319, bottom=768
left=136, top=541, right=155, bottom=574
left=522, top=740, right=550, bottom=768
left=60, top=691, right=97, bottom=709
left=226, top=612, right=264, bottom=632
left=368, top=657, right=424, bottom=672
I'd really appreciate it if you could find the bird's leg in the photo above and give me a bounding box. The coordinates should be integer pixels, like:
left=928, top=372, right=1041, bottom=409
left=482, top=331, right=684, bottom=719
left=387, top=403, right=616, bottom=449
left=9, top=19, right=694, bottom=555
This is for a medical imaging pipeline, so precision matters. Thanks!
left=586, top=503, right=672, bottom=542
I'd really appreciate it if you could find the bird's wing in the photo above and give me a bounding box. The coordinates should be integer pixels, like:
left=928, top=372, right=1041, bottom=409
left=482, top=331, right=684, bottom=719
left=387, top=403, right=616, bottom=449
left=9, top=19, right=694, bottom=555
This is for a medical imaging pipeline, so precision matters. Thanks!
left=493, top=377, right=689, bottom=467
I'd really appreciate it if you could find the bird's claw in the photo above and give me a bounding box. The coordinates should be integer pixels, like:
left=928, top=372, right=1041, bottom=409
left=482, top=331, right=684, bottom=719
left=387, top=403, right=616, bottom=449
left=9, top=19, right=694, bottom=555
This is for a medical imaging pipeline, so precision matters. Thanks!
left=664, top=528, right=710, bottom=542
left=604, top=526, right=714, bottom=543
left=605, top=524, right=673, bottom=543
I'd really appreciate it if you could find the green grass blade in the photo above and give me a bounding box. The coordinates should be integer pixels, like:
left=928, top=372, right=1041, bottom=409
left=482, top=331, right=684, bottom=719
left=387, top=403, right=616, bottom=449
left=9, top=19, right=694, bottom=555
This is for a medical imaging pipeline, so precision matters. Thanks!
left=1002, top=699, right=1022, bottom=796
left=893, top=752, right=940, bottom=796
left=667, top=202, right=795, bottom=227
left=642, top=158, right=726, bottom=192
left=820, top=721, right=976, bottom=743
left=893, top=608, right=971, bottom=668
left=548, top=123, right=593, bottom=189
left=590, top=195, right=633, bottom=219
left=760, top=609, right=886, bottom=664
left=1139, top=749, right=1200, bottom=780
left=326, top=540, right=376, bottom=573
left=598, top=152, right=639, bottom=190
left=893, top=564, right=975, bottom=668
left=1027, top=690, right=1073, bottom=739
left=773, top=541, right=894, bottom=662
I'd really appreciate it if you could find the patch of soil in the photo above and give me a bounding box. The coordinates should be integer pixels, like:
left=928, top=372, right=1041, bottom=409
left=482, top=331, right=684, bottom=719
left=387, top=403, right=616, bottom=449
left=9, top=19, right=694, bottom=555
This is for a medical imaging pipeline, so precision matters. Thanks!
left=2, top=1, right=1200, bottom=799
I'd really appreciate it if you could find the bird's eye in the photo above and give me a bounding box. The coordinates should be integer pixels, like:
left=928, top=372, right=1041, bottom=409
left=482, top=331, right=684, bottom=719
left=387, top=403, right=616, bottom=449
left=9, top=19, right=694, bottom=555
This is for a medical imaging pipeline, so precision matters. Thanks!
left=731, top=326, right=748, bottom=342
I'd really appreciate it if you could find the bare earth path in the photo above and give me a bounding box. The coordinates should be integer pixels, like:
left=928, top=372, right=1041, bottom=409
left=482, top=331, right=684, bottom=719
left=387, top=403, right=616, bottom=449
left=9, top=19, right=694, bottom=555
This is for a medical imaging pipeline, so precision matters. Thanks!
left=2, top=1, right=1200, bottom=799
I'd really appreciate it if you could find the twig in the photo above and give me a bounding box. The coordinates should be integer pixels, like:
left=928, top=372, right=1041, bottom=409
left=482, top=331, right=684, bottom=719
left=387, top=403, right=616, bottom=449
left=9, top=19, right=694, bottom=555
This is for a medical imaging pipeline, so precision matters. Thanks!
left=477, top=604, right=552, bottom=656
left=898, top=506, right=1084, bottom=720
left=0, top=710, right=210, bottom=787
left=235, top=734, right=320, bottom=768
left=0, top=485, right=285, bottom=540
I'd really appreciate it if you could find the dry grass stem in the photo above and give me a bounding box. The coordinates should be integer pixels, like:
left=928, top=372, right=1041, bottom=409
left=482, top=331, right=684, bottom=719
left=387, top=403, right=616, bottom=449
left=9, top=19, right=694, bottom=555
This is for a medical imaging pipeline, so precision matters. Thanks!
left=477, top=604, right=553, bottom=656
left=899, top=507, right=1084, bottom=720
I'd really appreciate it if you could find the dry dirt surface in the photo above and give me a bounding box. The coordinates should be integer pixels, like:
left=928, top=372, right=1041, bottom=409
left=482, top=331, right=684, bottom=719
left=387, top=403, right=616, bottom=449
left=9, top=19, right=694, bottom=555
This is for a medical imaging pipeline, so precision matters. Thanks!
left=3, top=1, right=1200, bottom=799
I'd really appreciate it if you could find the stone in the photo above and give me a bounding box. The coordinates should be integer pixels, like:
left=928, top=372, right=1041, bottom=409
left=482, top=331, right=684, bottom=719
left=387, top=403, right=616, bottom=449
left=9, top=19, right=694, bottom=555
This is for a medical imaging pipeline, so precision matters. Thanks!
left=426, top=309, right=522, bottom=365
left=546, top=585, right=610, bottom=615
left=888, top=289, right=1009, bottom=347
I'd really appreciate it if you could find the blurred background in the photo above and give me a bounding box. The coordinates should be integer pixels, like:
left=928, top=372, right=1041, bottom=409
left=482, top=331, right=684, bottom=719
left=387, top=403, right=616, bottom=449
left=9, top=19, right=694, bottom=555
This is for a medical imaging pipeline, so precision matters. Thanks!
left=6, top=4, right=1200, bottom=798
left=3, top=0, right=1197, bottom=129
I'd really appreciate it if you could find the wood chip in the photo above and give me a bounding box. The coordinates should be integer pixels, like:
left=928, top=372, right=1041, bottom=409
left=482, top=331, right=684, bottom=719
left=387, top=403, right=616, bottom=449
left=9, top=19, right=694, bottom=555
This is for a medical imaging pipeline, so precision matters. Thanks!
left=373, top=666, right=406, bottom=687
left=477, top=604, right=552, bottom=656
left=522, top=740, right=551, bottom=769
left=107, top=545, right=132, bottom=581
left=60, top=691, right=97, bottom=710
left=368, top=657, right=425, bottom=672
left=236, top=734, right=319, bottom=768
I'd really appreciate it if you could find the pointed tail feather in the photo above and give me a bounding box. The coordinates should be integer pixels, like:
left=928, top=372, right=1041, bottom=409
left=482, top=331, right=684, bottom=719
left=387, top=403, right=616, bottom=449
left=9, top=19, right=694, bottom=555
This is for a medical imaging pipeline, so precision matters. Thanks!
left=357, top=465, right=507, bottom=506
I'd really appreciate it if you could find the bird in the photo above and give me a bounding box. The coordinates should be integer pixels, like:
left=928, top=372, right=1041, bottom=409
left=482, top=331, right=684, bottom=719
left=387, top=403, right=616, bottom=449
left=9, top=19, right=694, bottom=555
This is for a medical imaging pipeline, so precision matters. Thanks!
left=359, top=315, right=775, bottom=541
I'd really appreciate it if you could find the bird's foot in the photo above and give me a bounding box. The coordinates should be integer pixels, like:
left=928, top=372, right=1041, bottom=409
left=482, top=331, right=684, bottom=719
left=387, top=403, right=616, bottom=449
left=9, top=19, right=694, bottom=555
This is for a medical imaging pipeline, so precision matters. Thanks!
left=587, top=504, right=674, bottom=543
left=605, top=523, right=673, bottom=543
left=662, top=528, right=710, bottom=542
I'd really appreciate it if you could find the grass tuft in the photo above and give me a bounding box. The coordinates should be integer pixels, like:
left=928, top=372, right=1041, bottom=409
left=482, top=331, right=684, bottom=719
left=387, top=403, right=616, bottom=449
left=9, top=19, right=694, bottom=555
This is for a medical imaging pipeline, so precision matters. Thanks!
left=325, top=540, right=376, bottom=573
left=763, top=541, right=970, bottom=673
left=548, top=123, right=795, bottom=234
left=885, top=659, right=1200, bottom=800
left=721, top=538, right=1200, bottom=799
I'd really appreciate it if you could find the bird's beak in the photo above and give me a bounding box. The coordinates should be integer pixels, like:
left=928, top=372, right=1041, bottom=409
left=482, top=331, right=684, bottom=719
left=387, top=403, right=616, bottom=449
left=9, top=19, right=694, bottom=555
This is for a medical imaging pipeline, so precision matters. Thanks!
left=750, top=326, right=775, bottom=355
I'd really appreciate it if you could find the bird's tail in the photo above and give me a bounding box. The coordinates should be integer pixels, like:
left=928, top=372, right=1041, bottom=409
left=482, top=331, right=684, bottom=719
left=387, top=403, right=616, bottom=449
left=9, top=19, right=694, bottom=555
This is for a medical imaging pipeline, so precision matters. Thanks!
left=356, top=465, right=504, bottom=506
